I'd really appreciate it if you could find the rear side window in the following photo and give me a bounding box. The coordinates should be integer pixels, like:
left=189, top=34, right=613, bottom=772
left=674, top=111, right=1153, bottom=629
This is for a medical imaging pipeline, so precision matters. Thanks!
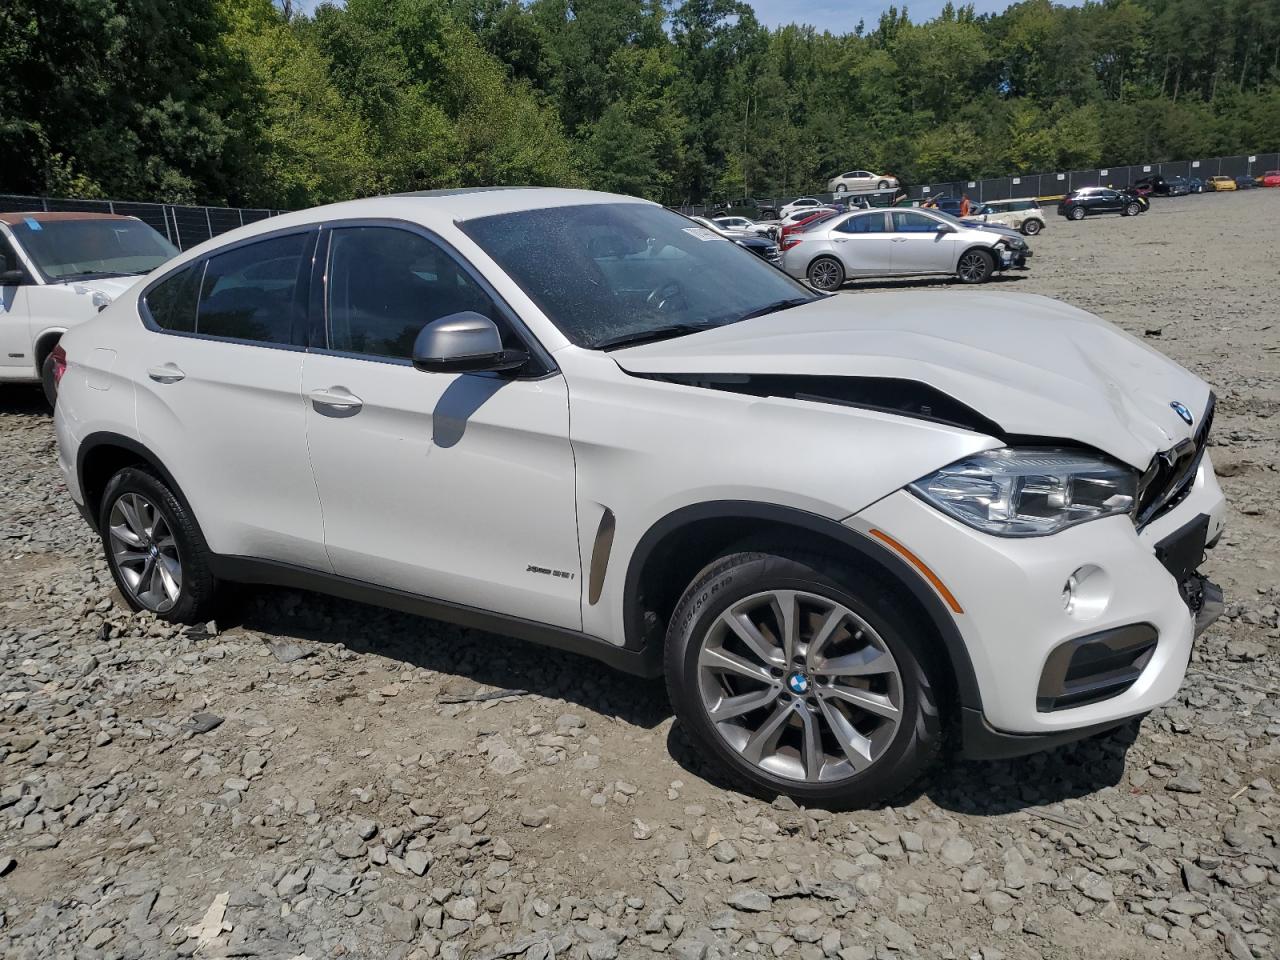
left=836, top=213, right=887, bottom=234
left=196, top=233, right=309, bottom=344
left=144, top=264, right=200, bottom=333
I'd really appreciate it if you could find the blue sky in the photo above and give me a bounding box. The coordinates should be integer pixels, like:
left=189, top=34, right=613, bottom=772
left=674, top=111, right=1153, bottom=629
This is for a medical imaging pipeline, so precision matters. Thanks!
left=749, top=0, right=1021, bottom=33
left=289, top=0, right=1026, bottom=35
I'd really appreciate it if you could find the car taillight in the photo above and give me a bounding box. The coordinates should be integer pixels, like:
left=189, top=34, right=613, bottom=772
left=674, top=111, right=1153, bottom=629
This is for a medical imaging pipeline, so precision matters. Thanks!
left=50, top=344, right=67, bottom=387
left=781, top=238, right=802, bottom=251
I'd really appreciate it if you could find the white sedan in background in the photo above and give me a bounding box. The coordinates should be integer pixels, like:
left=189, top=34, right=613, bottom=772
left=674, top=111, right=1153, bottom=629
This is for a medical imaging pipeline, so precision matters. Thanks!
left=711, top=215, right=778, bottom=240
left=781, top=207, right=1029, bottom=289
left=826, top=170, right=899, bottom=194
left=778, top=197, right=825, bottom=218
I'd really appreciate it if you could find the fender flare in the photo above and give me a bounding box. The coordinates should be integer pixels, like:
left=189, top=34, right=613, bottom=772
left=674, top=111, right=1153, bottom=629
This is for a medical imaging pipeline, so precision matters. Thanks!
left=620, top=500, right=983, bottom=711
left=76, top=431, right=190, bottom=531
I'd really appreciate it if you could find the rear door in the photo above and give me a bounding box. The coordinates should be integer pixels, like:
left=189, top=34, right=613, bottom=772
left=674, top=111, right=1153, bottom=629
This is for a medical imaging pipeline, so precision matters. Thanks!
left=830, top=212, right=894, bottom=275
left=300, top=223, right=582, bottom=630
left=888, top=211, right=956, bottom=273
left=133, top=228, right=329, bottom=569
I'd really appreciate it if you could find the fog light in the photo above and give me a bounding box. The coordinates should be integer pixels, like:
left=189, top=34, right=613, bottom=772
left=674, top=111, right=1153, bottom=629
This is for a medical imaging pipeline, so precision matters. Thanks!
left=1062, top=564, right=1110, bottom=620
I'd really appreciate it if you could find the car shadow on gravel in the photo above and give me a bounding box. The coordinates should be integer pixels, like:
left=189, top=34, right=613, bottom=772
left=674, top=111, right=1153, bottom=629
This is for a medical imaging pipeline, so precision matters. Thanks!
left=666, top=712, right=1140, bottom=814
left=0, top=386, right=51, bottom=417
left=221, top=585, right=673, bottom=730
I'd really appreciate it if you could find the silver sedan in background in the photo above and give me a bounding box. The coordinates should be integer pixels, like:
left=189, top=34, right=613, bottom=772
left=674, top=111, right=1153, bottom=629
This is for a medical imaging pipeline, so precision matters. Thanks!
left=780, top=207, right=1031, bottom=291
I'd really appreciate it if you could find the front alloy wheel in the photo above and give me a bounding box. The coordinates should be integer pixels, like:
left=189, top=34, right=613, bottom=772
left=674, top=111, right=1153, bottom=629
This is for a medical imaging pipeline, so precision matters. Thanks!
left=665, top=551, right=942, bottom=808
left=1124, top=202, right=1141, bottom=217
left=697, top=590, right=903, bottom=783
left=956, top=249, right=994, bottom=284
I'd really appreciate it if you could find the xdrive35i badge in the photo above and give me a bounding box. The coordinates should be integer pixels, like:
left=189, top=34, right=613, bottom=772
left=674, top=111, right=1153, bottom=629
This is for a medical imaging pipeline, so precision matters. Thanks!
left=1170, top=401, right=1194, bottom=425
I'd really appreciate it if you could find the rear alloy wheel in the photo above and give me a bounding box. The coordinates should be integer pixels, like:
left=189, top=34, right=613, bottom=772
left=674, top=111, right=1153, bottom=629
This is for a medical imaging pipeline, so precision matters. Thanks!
left=1021, top=218, right=1043, bottom=236
left=956, top=248, right=994, bottom=284
left=1068, top=206, right=1086, bottom=221
left=1124, top=202, right=1141, bottom=217
left=100, top=466, right=218, bottom=623
left=665, top=552, right=941, bottom=808
left=807, top=256, right=845, bottom=292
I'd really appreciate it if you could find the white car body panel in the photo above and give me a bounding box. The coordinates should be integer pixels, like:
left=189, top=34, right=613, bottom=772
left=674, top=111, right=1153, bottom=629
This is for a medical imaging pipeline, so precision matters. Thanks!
left=301, top=353, right=583, bottom=630
left=53, top=187, right=1226, bottom=752
left=826, top=171, right=899, bottom=193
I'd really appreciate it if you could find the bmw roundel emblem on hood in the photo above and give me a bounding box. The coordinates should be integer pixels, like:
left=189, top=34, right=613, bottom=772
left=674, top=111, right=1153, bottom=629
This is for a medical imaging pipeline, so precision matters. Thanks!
left=1170, top=401, right=1194, bottom=426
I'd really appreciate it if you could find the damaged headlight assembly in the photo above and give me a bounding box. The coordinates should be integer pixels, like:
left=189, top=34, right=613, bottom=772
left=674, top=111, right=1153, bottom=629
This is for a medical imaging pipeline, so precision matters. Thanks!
left=909, top=447, right=1138, bottom=537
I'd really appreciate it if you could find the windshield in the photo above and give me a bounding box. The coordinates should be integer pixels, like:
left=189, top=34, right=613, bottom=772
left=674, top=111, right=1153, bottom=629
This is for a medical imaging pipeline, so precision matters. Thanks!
left=460, top=203, right=816, bottom=349
left=9, top=217, right=178, bottom=282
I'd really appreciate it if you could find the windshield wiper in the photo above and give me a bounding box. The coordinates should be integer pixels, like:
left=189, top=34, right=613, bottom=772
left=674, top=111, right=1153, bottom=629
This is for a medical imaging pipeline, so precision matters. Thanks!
left=54, top=270, right=129, bottom=281
left=594, top=323, right=718, bottom=351
left=734, top=297, right=814, bottom=322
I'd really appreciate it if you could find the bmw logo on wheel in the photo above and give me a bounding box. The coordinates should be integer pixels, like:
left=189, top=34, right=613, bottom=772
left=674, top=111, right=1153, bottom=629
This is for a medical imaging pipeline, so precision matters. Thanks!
left=787, top=672, right=809, bottom=695
left=1170, top=400, right=1194, bottom=425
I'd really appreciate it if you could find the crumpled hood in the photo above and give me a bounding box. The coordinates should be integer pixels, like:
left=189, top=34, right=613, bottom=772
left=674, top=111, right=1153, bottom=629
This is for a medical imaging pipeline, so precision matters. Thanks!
left=611, top=292, right=1211, bottom=468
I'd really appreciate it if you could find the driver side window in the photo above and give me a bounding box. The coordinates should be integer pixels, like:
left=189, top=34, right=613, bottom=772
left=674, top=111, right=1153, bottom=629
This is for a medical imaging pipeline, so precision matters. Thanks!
left=324, top=226, right=505, bottom=361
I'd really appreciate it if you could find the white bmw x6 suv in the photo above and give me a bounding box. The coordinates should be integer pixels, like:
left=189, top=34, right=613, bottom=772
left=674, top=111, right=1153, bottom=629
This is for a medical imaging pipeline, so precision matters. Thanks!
left=55, top=188, right=1225, bottom=808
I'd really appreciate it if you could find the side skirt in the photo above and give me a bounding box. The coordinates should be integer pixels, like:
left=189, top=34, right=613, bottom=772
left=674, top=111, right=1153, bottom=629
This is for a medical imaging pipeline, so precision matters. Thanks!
left=209, top=555, right=663, bottom=679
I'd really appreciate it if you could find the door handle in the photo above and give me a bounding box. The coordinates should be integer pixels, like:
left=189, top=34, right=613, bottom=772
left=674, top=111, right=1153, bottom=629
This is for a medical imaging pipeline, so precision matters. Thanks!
left=891, top=237, right=908, bottom=243
left=147, top=363, right=185, bottom=384
left=308, top=386, right=363, bottom=412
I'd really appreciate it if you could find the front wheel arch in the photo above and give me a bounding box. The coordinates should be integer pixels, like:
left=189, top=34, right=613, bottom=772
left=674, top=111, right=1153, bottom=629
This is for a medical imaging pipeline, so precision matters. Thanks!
left=620, top=500, right=983, bottom=712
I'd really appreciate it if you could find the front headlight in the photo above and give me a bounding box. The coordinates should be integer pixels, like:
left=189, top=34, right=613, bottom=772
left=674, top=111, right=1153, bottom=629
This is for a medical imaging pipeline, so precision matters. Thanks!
left=909, top=447, right=1138, bottom=537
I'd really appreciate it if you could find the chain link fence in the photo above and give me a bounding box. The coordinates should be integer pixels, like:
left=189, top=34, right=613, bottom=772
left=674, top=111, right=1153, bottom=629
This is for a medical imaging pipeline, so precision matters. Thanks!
left=0, top=194, right=285, bottom=251
left=681, top=151, right=1280, bottom=217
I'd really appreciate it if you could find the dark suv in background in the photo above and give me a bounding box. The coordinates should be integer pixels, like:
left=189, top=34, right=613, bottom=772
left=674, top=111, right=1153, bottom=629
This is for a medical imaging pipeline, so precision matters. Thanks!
left=1058, top=187, right=1148, bottom=221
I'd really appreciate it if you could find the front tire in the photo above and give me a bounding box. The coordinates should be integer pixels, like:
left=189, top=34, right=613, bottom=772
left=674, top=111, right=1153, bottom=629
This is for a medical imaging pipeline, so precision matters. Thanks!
left=100, top=467, right=218, bottom=623
left=878, top=180, right=889, bottom=190
left=1068, top=206, right=1086, bottom=221
left=806, top=256, right=845, bottom=292
left=1123, top=202, right=1140, bottom=217
left=956, top=248, right=994, bottom=284
left=1021, top=218, right=1042, bottom=236
left=664, top=551, right=942, bottom=809
left=834, top=184, right=846, bottom=193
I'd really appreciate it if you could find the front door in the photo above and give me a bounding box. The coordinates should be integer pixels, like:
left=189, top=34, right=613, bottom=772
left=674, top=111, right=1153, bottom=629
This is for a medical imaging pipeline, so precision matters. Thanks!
left=888, top=211, right=956, bottom=273
left=301, top=224, right=582, bottom=630
left=0, top=232, right=32, bottom=371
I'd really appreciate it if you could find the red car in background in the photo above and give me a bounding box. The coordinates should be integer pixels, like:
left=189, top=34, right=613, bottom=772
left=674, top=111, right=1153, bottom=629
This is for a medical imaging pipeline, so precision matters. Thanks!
left=1261, top=170, right=1280, bottom=188
left=780, top=207, right=839, bottom=240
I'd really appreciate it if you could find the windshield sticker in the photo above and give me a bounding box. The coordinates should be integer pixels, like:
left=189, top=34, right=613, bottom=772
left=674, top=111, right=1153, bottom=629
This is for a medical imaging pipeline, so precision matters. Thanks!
left=683, top=227, right=722, bottom=242
left=24, top=218, right=42, bottom=231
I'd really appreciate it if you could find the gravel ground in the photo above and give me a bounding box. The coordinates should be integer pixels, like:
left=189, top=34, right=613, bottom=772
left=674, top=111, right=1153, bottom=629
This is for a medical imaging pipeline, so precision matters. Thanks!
left=0, top=191, right=1277, bottom=960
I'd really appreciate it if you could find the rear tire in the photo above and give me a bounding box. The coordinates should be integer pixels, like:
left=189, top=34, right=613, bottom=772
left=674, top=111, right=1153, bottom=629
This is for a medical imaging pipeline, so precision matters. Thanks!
left=1021, top=218, right=1042, bottom=236
left=40, top=351, right=59, bottom=408
left=1068, top=206, right=1086, bottom=221
left=956, top=248, right=994, bottom=284
left=664, top=551, right=943, bottom=809
left=100, top=467, right=219, bottom=624
left=806, top=256, right=845, bottom=292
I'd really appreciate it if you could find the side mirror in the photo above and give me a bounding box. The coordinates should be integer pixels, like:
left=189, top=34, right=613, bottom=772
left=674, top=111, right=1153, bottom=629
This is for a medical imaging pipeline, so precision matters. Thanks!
left=412, top=311, right=528, bottom=374
left=0, top=269, right=24, bottom=285
left=937, top=223, right=957, bottom=234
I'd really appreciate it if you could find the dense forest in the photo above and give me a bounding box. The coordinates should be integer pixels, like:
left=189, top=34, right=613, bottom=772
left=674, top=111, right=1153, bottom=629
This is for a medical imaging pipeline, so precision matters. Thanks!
left=2, top=0, right=1278, bottom=208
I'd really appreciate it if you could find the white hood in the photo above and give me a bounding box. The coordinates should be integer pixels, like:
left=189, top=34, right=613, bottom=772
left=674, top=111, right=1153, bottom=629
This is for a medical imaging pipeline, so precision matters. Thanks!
left=611, top=292, right=1210, bottom=469
left=62, top=275, right=143, bottom=302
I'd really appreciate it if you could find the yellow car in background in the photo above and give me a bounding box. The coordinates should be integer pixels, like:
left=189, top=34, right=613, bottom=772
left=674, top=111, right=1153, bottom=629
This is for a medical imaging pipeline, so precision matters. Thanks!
left=1207, top=176, right=1237, bottom=191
